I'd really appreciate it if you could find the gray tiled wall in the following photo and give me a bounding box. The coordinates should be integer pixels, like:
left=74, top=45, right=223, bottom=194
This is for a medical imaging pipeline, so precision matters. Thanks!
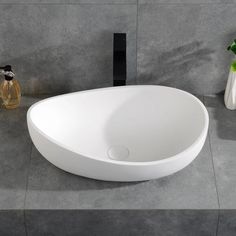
left=137, top=4, right=236, bottom=95
left=0, top=1, right=234, bottom=95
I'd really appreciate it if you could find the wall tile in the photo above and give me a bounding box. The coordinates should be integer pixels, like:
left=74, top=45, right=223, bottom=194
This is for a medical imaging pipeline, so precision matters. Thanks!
left=26, top=210, right=217, bottom=236
left=0, top=4, right=137, bottom=95
left=0, top=101, right=33, bottom=209
left=137, top=4, right=235, bottom=95
left=0, top=210, right=25, bottom=236
left=206, top=95, right=236, bottom=209
left=25, top=137, right=218, bottom=209
left=218, top=210, right=236, bottom=236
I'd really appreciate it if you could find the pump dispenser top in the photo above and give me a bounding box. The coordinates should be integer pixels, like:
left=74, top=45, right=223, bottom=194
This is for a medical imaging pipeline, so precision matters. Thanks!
left=0, top=65, right=21, bottom=109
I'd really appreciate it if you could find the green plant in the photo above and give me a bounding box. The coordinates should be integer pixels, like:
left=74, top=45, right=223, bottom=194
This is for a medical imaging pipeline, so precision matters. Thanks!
left=231, top=61, right=236, bottom=72
left=227, top=39, right=236, bottom=54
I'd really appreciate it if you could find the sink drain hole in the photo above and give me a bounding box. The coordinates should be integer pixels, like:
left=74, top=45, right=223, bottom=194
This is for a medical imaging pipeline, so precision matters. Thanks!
left=107, top=146, right=129, bottom=161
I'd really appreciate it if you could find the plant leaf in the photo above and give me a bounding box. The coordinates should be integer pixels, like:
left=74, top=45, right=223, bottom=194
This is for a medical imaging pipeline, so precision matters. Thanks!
left=231, top=61, right=236, bottom=71
left=231, top=44, right=236, bottom=54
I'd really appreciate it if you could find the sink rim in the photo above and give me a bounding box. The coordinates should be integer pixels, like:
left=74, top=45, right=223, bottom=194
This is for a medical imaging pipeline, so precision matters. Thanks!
left=27, top=85, right=209, bottom=167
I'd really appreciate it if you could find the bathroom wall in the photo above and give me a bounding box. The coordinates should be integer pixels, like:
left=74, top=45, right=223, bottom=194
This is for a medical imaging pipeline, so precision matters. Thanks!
left=0, top=0, right=234, bottom=95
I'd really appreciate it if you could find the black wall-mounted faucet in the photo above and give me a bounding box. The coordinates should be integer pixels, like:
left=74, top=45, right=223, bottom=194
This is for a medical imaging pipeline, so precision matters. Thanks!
left=113, top=33, right=126, bottom=86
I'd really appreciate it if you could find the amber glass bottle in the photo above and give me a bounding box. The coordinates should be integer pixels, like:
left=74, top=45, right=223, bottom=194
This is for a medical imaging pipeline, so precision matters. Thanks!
left=0, top=66, right=21, bottom=109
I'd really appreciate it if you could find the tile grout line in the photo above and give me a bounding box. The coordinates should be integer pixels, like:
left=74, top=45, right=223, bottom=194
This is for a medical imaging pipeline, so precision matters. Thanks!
left=215, top=210, right=220, bottom=236
left=208, top=130, right=220, bottom=207
left=203, top=96, right=220, bottom=208
left=0, top=2, right=137, bottom=5
left=203, top=96, right=221, bottom=236
left=0, top=2, right=234, bottom=5
left=138, top=2, right=236, bottom=4
left=23, top=142, right=33, bottom=236
left=208, top=134, right=221, bottom=236
left=136, top=0, right=138, bottom=84
left=23, top=209, right=28, bottom=236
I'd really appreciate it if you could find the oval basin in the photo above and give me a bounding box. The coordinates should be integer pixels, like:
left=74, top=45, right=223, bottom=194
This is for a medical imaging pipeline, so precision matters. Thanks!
left=27, top=85, right=209, bottom=182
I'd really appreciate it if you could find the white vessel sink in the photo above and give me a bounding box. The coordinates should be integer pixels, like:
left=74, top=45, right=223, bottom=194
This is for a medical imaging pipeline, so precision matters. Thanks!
left=27, top=85, right=209, bottom=182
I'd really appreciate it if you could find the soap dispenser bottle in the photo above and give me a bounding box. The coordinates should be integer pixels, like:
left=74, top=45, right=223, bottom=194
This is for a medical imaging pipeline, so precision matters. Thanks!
left=0, top=65, right=21, bottom=109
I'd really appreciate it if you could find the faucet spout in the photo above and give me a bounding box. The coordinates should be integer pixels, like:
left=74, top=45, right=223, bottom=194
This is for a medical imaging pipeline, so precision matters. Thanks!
left=113, top=33, right=126, bottom=86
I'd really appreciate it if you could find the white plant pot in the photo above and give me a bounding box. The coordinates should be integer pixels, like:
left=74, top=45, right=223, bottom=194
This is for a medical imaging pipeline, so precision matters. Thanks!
left=224, top=67, right=236, bottom=110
